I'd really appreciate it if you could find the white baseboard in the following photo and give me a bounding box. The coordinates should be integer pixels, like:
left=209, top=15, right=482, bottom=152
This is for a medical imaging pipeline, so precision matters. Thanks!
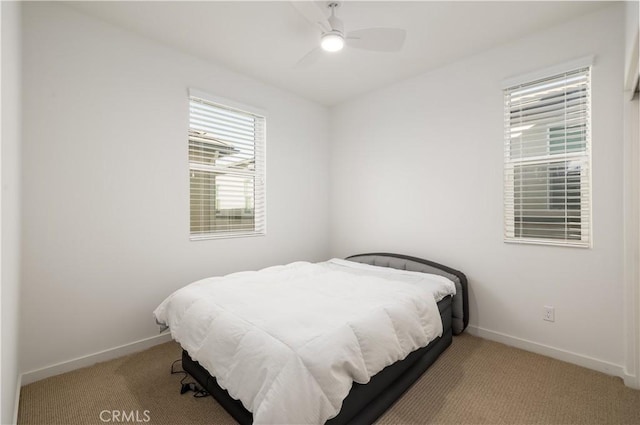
left=623, top=372, right=640, bottom=389
left=21, top=333, right=172, bottom=386
left=466, top=325, right=625, bottom=379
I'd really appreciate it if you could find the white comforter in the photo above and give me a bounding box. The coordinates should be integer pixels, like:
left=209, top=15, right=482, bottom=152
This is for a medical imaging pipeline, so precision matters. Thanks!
left=153, top=259, right=456, bottom=424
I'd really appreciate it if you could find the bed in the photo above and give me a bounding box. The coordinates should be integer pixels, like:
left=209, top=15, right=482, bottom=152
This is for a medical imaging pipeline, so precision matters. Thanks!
left=154, top=252, right=468, bottom=424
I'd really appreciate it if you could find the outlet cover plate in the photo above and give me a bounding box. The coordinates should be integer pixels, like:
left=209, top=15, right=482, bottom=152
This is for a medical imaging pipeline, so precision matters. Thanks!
left=543, top=305, right=555, bottom=322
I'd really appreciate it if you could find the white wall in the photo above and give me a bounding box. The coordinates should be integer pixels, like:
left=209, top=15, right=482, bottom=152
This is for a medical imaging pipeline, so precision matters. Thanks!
left=20, top=2, right=330, bottom=375
left=330, top=5, right=627, bottom=373
left=1, top=1, right=22, bottom=422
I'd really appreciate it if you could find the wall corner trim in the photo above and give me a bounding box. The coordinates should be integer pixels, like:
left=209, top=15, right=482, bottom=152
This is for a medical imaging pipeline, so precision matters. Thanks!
left=12, top=376, right=21, bottom=425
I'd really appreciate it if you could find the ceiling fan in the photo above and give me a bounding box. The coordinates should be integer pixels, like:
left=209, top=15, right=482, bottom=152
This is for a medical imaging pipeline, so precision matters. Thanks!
left=291, top=1, right=406, bottom=67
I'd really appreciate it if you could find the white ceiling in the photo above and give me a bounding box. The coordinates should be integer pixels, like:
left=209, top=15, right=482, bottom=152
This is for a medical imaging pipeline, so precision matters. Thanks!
left=66, top=1, right=612, bottom=106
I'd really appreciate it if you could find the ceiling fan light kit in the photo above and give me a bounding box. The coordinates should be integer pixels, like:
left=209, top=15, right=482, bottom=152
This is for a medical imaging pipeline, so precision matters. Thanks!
left=321, top=32, right=345, bottom=52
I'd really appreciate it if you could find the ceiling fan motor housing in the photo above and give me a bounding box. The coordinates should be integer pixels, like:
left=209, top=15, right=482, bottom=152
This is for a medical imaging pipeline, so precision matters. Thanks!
left=327, top=5, right=344, bottom=34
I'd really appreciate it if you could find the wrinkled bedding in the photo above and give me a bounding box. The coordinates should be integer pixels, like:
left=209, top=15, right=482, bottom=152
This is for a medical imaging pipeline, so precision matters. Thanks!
left=153, top=259, right=456, bottom=424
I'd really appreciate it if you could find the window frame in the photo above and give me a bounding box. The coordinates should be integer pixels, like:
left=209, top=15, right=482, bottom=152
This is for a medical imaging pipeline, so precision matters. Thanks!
left=188, top=89, right=266, bottom=241
left=503, top=61, right=592, bottom=248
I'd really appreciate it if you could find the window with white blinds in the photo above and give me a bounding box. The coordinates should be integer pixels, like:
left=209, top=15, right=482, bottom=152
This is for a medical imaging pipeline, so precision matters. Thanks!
left=189, top=91, right=266, bottom=240
left=504, top=67, right=591, bottom=247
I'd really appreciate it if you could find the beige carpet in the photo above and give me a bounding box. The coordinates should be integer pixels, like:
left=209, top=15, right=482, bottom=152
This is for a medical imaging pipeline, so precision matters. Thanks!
left=18, top=334, right=640, bottom=425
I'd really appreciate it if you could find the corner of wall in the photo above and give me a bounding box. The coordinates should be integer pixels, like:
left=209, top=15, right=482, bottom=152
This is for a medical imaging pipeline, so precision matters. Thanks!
left=623, top=0, right=640, bottom=390
left=1, top=0, right=23, bottom=423
left=624, top=0, right=639, bottom=96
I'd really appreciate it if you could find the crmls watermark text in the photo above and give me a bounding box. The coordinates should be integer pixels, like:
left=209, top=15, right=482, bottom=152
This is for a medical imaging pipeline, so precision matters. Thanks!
left=99, top=410, right=151, bottom=423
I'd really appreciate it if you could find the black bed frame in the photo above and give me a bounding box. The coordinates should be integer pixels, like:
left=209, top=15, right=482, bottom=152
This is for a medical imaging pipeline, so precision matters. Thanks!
left=181, top=253, right=468, bottom=425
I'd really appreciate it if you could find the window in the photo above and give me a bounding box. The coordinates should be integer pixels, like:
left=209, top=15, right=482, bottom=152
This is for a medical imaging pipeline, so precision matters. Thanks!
left=189, top=90, right=266, bottom=240
left=504, top=67, right=591, bottom=247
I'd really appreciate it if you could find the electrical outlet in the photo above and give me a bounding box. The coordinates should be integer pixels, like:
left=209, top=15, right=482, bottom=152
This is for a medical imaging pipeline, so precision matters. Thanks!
left=543, top=305, right=555, bottom=322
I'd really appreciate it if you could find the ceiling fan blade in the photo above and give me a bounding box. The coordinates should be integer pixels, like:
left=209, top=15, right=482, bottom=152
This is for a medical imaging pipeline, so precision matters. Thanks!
left=346, top=28, right=406, bottom=52
left=290, top=2, right=331, bottom=33
left=294, top=47, right=323, bottom=69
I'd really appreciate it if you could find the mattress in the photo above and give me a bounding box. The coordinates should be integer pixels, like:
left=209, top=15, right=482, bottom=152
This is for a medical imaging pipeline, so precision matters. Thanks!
left=182, top=295, right=453, bottom=425
left=156, top=253, right=469, bottom=424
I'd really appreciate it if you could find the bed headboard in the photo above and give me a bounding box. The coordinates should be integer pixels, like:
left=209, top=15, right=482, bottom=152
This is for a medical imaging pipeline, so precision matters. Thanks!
left=345, top=253, right=469, bottom=335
